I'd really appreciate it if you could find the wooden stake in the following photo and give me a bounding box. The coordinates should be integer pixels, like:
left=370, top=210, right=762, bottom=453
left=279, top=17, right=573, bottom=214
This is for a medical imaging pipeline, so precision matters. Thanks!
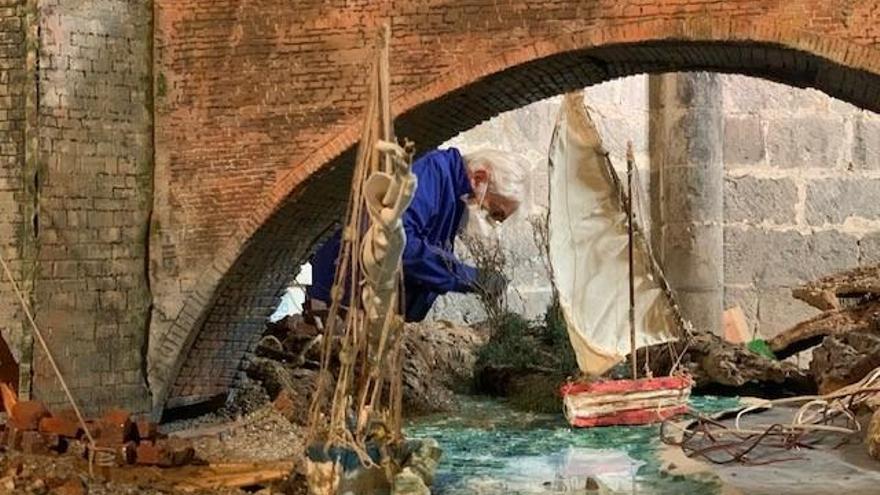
left=627, top=141, right=637, bottom=380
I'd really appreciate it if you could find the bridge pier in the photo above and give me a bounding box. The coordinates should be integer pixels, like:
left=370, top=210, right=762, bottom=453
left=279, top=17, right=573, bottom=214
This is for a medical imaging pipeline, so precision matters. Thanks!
left=649, top=73, right=725, bottom=335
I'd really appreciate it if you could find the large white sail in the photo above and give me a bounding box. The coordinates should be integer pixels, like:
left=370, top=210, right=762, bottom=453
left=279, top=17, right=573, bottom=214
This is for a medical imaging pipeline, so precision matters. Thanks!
left=548, top=92, right=679, bottom=377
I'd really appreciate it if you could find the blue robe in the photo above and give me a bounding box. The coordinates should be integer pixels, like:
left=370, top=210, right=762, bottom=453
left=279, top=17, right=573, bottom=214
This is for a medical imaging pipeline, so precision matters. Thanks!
left=306, top=148, right=478, bottom=322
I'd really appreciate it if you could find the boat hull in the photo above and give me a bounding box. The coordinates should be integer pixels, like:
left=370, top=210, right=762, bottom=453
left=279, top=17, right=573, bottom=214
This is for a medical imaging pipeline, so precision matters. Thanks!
left=561, top=375, right=692, bottom=428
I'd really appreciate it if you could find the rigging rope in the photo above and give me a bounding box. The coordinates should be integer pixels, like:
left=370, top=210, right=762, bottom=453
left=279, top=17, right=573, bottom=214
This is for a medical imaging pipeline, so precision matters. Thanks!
left=305, top=25, right=416, bottom=481
left=0, top=251, right=100, bottom=475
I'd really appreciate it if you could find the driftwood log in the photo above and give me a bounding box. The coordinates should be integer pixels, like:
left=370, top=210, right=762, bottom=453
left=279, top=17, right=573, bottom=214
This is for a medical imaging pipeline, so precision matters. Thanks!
left=809, top=330, right=880, bottom=394
left=169, top=461, right=297, bottom=492
left=642, top=331, right=814, bottom=397
left=769, top=300, right=880, bottom=359
left=766, top=263, right=880, bottom=359
left=791, top=264, right=880, bottom=311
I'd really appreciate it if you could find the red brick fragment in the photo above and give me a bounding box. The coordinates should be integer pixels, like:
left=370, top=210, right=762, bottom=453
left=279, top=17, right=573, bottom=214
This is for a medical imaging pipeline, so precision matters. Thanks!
left=135, top=440, right=171, bottom=466
left=9, top=401, right=49, bottom=431
left=20, top=430, right=50, bottom=455
left=272, top=388, right=296, bottom=418
left=50, top=478, right=86, bottom=495
left=39, top=416, right=82, bottom=438
left=96, top=408, right=134, bottom=446
left=135, top=419, right=158, bottom=441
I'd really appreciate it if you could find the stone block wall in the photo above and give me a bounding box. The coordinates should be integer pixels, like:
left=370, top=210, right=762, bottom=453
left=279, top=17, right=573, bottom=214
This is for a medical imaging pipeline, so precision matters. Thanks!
left=722, top=75, right=880, bottom=339
left=31, top=0, right=152, bottom=414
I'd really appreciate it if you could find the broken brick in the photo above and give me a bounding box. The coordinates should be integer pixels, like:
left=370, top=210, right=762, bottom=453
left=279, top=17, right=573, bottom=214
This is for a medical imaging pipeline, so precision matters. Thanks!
left=9, top=401, right=49, bottom=431
left=96, top=408, right=134, bottom=445
left=50, top=478, right=86, bottom=495
left=135, top=420, right=158, bottom=441
left=135, top=440, right=171, bottom=466
left=20, top=430, right=50, bottom=455
left=39, top=416, right=82, bottom=438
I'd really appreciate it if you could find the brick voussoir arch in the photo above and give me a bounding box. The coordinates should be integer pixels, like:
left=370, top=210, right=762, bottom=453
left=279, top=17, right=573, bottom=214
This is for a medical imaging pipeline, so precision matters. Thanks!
left=264, top=18, right=880, bottom=216
left=153, top=16, right=880, bottom=412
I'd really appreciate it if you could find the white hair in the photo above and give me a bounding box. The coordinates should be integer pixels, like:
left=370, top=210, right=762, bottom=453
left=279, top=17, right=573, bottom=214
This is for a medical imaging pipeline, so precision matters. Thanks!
left=463, top=149, right=531, bottom=203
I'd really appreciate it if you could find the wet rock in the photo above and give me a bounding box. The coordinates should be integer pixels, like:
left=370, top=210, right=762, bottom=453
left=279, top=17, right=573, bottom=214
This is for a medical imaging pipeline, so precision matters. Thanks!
left=391, top=467, right=430, bottom=495
left=401, top=438, right=441, bottom=487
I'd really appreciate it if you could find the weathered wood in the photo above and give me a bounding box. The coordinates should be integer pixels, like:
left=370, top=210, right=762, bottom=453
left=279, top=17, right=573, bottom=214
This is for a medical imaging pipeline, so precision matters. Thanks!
left=792, top=264, right=880, bottom=311
left=170, top=461, right=296, bottom=491
left=769, top=300, right=880, bottom=359
left=810, top=330, right=880, bottom=394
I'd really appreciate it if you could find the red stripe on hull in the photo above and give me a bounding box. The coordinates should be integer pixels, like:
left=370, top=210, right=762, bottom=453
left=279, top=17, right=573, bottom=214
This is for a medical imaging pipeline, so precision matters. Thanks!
left=568, top=404, right=688, bottom=427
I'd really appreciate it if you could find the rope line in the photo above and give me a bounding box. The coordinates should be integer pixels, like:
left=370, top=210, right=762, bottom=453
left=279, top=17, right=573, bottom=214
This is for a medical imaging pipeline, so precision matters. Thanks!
left=0, top=251, right=99, bottom=474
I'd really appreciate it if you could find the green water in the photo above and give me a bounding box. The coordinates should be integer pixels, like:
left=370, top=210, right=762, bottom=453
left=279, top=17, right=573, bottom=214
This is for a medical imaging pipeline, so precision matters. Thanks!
left=405, top=395, right=739, bottom=495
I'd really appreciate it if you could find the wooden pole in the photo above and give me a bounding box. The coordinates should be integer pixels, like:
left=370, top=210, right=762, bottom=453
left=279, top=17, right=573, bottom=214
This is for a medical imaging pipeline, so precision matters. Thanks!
left=379, top=23, right=392, bottom=173
left=627, top=141, right=637, bottom=380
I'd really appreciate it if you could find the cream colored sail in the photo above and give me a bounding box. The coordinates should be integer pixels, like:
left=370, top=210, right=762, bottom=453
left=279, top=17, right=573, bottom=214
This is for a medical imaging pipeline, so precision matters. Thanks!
left=548, top=92, right=679, bottom=377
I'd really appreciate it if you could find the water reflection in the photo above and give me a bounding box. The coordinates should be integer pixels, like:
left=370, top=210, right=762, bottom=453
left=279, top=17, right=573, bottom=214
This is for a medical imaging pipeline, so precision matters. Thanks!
left=405, top=395, right=736, bottom=494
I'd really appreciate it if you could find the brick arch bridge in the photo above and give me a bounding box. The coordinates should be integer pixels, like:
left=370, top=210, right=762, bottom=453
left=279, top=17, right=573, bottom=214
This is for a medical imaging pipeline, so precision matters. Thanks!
left=149, top=1, right=880, bottom=413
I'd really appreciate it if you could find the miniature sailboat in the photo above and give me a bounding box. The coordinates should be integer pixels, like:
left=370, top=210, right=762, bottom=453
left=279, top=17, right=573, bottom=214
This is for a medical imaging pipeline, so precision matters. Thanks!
left=548, top=92, right=692, bottom=428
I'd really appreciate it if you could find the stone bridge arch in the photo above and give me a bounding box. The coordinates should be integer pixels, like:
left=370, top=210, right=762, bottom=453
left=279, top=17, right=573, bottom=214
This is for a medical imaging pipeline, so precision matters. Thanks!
left=149, top=1, right=880, bottom=413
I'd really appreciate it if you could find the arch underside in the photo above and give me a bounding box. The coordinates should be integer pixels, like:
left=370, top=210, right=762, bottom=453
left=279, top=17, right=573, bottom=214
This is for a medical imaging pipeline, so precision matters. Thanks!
left=165, top=40, right=880, bottom=411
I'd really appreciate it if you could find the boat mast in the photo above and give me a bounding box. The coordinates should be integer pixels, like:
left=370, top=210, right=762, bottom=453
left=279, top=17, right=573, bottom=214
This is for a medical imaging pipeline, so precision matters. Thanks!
left=627, top=142, right=637, bottom=380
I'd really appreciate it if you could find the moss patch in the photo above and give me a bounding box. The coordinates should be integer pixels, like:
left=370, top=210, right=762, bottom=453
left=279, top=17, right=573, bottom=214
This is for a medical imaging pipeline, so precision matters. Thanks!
left=474, top=299, right=579, bottom=412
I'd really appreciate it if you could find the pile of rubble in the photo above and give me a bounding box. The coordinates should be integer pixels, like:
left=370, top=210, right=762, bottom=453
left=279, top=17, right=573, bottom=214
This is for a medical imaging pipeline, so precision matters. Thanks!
left=248, top=315, right=484, bottom=421
left=2, top=400, right=195, bottom=468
